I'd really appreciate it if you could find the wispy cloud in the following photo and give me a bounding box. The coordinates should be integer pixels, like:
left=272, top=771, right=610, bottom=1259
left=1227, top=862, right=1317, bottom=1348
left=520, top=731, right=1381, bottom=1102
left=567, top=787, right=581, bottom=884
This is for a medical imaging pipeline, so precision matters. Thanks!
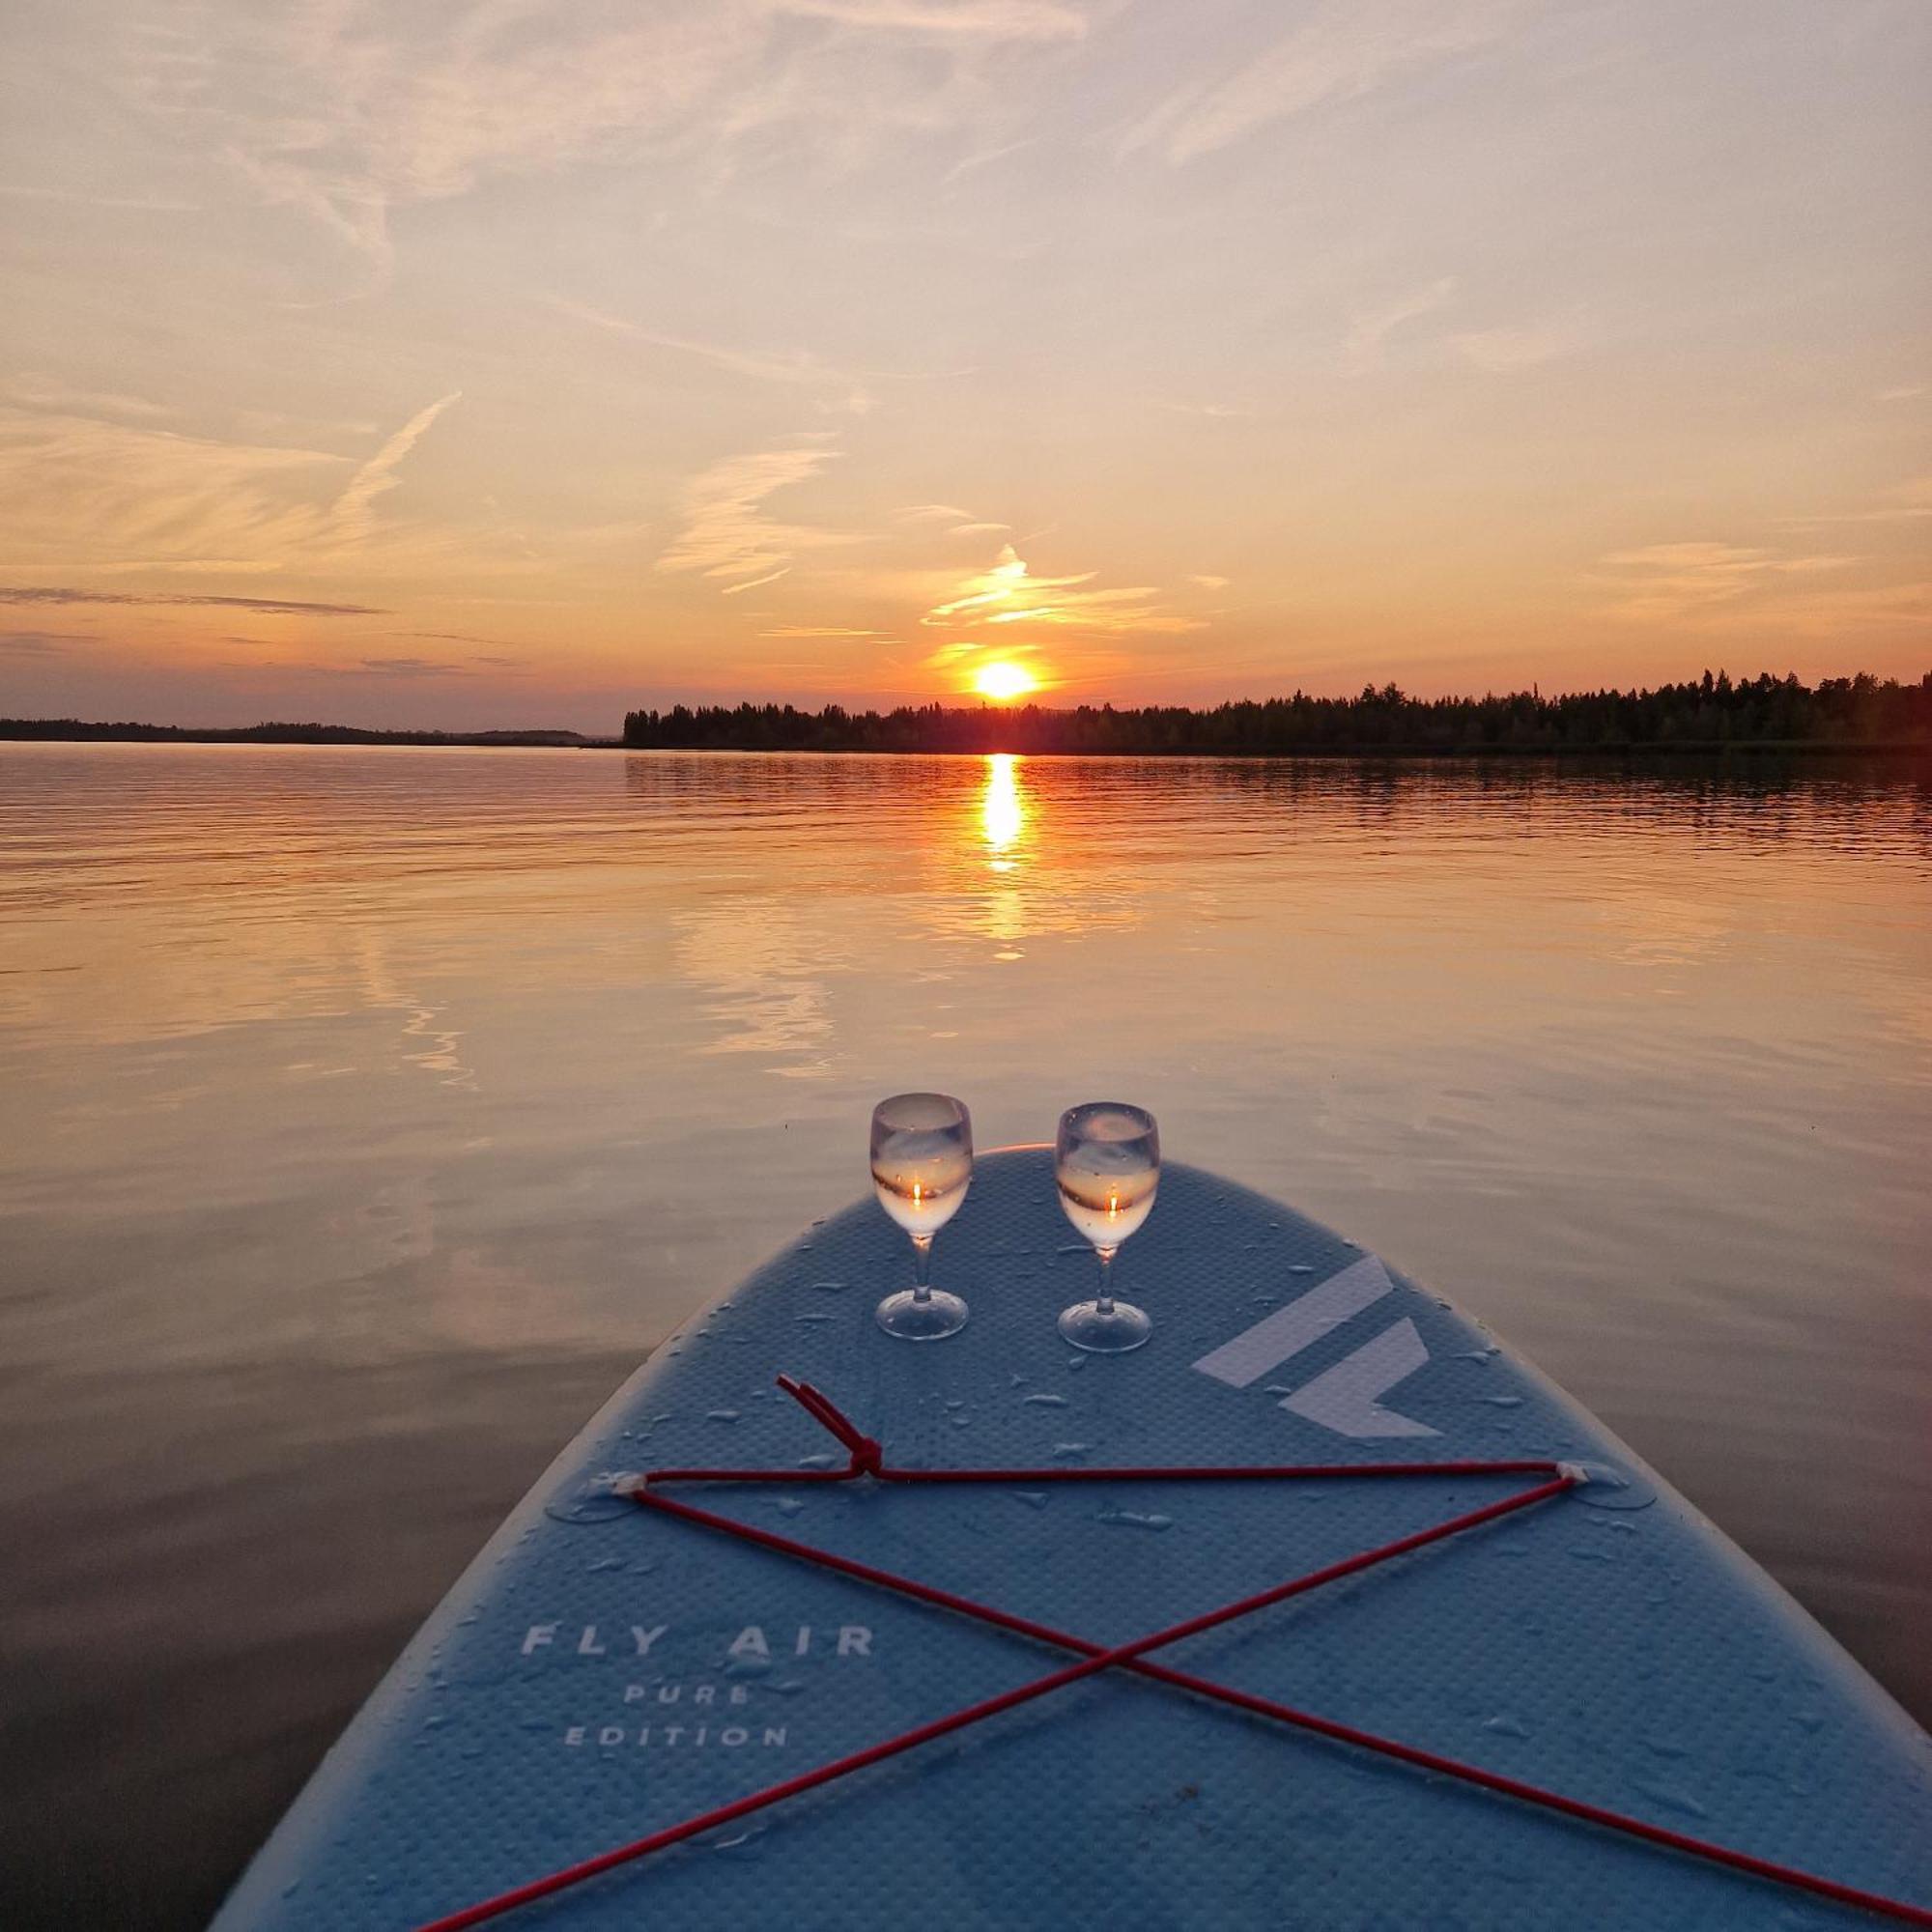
left=921, top=543, right=1204, bottom=637
left=760, top=624, right=885, bottom=638
left=1189, top=574, right=1231, bottom=590
left=656, top=439, right=846, bottom=585
left=327, top=393, right=462, bottom=546
left=128, top=0, right=1089, bottom=272
left=1776, top=475, right=1932, bottom=527
left=1343, top=277, right=1457, bottom=373
left=1594, top=542, right=1857, bottom=621
left=357, top=656, right=468, bottom=677
left=0, top=184, right=198, bottom=212
left=1452, top=321, right=1583, bottom=371
left=721, top=566, right=794, bottom=596
left=0, top=585, right=384, bottom=615
left=4, top=374, right=177, bottom=420
left=940, top=135, right=1038, bottom=185
left=1122, top=0, right=1523, bottom=165
left=0, top=629, right=90, bottom=655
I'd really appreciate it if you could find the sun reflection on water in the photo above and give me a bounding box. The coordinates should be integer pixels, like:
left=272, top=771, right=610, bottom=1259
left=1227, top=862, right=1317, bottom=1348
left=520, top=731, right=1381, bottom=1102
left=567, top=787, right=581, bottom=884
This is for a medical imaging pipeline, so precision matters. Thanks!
left=981, top=753, right=1025, bottom=869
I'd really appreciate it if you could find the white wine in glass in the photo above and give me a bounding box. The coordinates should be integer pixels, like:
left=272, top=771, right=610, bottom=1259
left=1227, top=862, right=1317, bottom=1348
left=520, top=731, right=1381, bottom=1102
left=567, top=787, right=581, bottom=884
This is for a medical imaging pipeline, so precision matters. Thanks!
left=1055, top=1101, right=1159, bottom=1352
left=870, top=1093, right=973, bottom=1341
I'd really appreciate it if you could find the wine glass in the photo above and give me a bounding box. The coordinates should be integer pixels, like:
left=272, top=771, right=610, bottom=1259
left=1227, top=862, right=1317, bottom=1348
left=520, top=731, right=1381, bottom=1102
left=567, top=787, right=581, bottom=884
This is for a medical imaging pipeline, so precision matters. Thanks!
left=1055, top=1101, right=1159, bottom=1352
left=870, top=1093, right=973, bottom=1340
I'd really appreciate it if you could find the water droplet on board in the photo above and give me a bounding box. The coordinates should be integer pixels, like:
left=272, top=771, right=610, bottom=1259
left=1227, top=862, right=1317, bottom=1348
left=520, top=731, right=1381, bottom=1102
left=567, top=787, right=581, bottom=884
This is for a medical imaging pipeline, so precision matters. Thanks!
left=1021, top=1393, right=1069, bottom=1407
left=1633, top=1781, right=1710, bottom=1820
left=771, top=1678, right=807, bottom=1696
left=944, top=1399, right=965, bottom=1410
left=810, top=1281, right=846, bottom=1293
left=1096, top=1509, right=1174, bottom=1532
left=795, top=1312, right=836, bottom=1325
left=1568, top=1545, right=1613, bottom=1563
left=773, top=1498, right=806, bottom=1518
left=797, top=1452, right=838, bottom=1469
left=1289, top=1264, right=1314, bottom=1274
left=1642, top=1736, right=1690, bottom=1759
left=1065, top=1356, right=1086, bottom=1372
left=1478, top=1395, right=1523, bottom=1408
left=1009, top=1492, right=1050, bottom=1510
left=587, top=1555, right=624, bottom=1573
left=1053, top=1442, right=1092, bottom=1460
left=1482, top=1715, right=1529, bottom=1739
left=706, top=1409, right=742, bottom=1423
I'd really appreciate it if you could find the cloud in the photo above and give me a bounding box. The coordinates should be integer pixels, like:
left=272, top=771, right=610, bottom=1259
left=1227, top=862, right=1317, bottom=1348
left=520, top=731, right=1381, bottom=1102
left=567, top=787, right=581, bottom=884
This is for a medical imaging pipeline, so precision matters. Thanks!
left=940, top=136, right=1038, bottom=185
left=1594, top=542, right=1857, bottom=621
left=1777, top=475, right=1932, bottom=527
left=759, top=625, right=884, bottom=638
left=4, top=374, right=176, bottom=420
left=327, top=393, right=462, bottom=546
left=0, top=406, right=352, bottom=569
left=551, top=299, right=875, bottom=411
left=0, top=184, right=198, bottom=212
left=656, top=440, right=846, bottom=585
left=1122, top=0, right=1522, bottom=165
left=922, top=543, right=1204, bottom=637
left=895, top=503, right=978, bottom=523
left=1189, top=574, right=1231, bottom=589
left=0, top=585, right=384, bottom=615
left=1159, top=401, right=1252, bottom=419
left=0, top=629, right=88, bottom=655
left=128, top=0, right=1088, bottom=270
left=1452, top=323, right=1581, bottom=371
left=721, top=566, right=794, bottom=595
left=357, top=656, right=468, bottom=677
left=1343, top=277, right=1457, bottom=373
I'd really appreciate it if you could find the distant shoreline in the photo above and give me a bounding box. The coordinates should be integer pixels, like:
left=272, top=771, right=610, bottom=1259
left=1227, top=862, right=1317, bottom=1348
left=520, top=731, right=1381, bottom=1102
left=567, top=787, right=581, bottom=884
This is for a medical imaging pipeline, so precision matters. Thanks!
left=0, top=720, right=614, bottom=750
left=3, top=724, right=1927, bottom=761
left=5, top=669, right=1929, bottom=758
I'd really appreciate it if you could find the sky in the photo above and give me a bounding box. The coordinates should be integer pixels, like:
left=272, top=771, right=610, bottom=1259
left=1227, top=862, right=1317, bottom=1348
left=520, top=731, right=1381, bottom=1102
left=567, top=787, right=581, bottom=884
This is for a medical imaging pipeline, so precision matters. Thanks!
left=0, top=0, right=1926, bottom=731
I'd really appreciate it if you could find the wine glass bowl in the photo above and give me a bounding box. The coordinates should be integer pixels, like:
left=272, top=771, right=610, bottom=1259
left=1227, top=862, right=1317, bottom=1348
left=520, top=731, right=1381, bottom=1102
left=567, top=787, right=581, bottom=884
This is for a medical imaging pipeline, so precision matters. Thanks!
left=870, top=1093, right=973, bottom=1340
left=1055, top=1101, right=1159, bottom=1352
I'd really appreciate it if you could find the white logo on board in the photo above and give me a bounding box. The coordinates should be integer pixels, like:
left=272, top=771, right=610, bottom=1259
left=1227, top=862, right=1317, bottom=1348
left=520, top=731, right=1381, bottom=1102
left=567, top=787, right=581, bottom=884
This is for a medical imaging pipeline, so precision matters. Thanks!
left=1192, top=1254, right=1439, bottom=1438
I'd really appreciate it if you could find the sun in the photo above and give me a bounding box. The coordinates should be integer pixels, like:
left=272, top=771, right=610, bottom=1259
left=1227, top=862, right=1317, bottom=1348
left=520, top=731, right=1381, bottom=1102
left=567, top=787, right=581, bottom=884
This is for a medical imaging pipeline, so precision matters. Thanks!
left=972, top=660, right=1037, bottom=703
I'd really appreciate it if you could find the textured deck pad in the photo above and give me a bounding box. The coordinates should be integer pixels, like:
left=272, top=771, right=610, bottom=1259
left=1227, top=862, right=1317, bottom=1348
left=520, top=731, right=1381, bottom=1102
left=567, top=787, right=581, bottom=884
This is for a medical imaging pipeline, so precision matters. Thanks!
left=213, top=1153, right=1932, bottom=1930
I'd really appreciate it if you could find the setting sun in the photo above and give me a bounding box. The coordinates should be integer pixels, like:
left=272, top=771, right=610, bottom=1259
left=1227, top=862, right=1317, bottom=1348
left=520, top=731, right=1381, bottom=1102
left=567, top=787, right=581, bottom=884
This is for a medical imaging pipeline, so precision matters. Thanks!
left=973, top=661, right=1037, bottom=703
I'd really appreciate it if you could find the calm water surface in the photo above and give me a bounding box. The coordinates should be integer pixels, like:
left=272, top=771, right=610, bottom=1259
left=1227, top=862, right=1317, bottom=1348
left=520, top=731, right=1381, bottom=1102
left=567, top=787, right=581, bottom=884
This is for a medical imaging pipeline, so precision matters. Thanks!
left=1, top=742, right=1928, bottom=1925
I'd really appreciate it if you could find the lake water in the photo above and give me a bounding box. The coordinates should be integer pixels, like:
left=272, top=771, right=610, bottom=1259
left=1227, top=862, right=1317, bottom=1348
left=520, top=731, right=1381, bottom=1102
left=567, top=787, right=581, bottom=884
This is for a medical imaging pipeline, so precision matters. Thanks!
left=1, top=741, right=1927, bottom=1926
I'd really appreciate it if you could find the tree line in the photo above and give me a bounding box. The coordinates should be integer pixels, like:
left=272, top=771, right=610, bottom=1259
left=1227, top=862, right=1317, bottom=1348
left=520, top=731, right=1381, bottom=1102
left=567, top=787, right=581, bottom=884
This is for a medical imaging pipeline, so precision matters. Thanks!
left=622, top=671, right=1932, bottom=756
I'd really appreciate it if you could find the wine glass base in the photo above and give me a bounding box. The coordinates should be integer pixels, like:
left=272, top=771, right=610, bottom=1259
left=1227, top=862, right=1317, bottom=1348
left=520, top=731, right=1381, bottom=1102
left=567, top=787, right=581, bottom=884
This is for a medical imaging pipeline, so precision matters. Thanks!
left=875, top=1288, right=969, bottom=1341
left=1058, top=1299, right=1152, bottom=1352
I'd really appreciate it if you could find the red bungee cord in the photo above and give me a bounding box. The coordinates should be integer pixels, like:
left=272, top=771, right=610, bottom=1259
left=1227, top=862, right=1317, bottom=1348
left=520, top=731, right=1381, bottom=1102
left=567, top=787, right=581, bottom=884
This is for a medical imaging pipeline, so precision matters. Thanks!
left=416, top=1377, right=1932, bottom=1932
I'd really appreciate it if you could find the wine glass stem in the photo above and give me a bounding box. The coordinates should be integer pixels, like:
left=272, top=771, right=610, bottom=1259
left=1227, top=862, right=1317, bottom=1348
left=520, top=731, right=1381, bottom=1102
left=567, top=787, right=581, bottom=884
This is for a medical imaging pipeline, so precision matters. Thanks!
left=1095, top=1246, right=1117, bottom=1315
left=910, top=1233, right=934, bottom=1305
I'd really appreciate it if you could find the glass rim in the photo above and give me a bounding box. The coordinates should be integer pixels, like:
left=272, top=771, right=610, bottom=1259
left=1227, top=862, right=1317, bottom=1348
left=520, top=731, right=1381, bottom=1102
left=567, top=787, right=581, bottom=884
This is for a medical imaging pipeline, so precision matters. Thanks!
left=1057, top=1099, right=1157, bottom=1138
left=871, top=1091, right=971, bottom=1130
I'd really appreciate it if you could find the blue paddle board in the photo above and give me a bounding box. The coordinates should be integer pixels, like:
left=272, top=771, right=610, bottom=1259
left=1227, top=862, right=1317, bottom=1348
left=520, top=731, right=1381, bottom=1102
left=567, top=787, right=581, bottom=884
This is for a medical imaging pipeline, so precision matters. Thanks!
left=212, top=1151, right=1931, bottom=1929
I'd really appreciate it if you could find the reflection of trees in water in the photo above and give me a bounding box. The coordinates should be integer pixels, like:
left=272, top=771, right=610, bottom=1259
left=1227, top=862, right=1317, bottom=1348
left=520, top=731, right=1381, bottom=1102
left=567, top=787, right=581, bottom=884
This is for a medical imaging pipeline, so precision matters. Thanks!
left=620, top=750, right=1930, bottom=975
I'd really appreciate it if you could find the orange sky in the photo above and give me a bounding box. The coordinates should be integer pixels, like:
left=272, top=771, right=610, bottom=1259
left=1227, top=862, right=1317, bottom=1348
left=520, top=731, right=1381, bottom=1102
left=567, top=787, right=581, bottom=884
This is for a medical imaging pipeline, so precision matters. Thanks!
left=1, top=0, right=1927, bottom=729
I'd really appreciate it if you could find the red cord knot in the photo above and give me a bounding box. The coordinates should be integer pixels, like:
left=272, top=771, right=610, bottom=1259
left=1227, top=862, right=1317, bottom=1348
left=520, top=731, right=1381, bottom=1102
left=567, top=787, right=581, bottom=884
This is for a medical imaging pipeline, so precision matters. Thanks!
left=847, top=1435, right=884, bottom=1479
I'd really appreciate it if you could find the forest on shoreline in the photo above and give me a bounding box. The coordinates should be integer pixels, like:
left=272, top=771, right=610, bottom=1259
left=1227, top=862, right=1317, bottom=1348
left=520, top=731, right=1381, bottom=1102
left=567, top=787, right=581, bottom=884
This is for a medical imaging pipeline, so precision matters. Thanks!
left=623, top=671, right=1931, bottom=756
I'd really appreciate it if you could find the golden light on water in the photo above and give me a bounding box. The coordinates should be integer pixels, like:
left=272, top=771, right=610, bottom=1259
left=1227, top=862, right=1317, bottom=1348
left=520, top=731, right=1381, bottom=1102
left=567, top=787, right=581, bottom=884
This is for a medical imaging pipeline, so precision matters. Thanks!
left=981, top=753, right=1024, bottom=863
left=973, top=661, right=1037, bottom=702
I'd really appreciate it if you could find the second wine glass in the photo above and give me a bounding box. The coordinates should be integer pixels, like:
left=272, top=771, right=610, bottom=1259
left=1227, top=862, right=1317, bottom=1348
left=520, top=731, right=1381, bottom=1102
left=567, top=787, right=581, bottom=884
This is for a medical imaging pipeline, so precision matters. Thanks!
left=870, top=1092, right=973, bottom=1341
left=1055, top=1101, right=1159, bottom=1352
